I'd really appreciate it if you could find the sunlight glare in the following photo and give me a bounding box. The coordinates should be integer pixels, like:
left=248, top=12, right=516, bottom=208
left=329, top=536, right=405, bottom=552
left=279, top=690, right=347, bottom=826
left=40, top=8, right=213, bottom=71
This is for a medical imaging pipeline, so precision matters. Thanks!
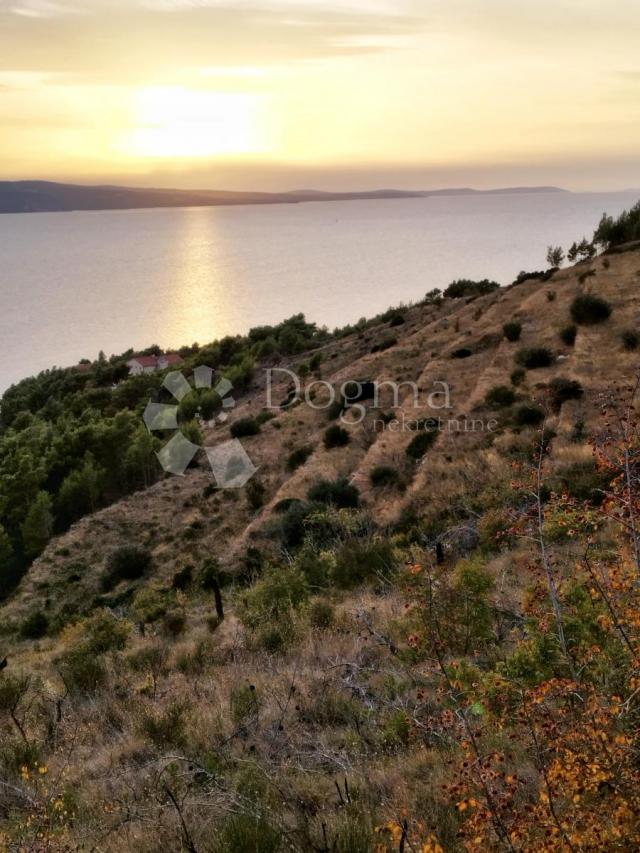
left=123, top=86, right=268, bottom=159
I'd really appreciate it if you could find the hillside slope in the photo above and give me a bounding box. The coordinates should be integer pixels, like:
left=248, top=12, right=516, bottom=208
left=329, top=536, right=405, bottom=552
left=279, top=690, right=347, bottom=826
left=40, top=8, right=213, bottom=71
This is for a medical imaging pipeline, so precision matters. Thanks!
left=1, top=247, right=639, bottom=851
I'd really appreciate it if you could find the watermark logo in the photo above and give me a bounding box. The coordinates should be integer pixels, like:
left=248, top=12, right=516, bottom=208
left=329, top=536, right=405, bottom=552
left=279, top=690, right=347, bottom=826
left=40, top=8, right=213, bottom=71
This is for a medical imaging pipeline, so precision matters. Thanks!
left=143, top=368, right=257, bottom=487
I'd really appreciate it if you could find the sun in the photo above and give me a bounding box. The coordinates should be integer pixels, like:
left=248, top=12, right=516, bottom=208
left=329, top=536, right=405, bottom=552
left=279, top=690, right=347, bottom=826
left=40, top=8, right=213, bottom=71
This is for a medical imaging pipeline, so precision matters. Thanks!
left=122, top=86, right=268, bottom=159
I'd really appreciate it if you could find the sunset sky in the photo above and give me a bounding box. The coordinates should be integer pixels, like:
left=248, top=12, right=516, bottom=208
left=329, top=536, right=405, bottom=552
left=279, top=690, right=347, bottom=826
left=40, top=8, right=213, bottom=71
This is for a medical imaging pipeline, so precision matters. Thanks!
left=1, top=0, right=640, bottom=191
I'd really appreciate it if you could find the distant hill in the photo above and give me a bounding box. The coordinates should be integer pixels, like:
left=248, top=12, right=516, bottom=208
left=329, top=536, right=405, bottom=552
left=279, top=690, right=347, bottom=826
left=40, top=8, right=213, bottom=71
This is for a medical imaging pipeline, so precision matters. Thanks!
left=0, top=179, right=567, bottom=214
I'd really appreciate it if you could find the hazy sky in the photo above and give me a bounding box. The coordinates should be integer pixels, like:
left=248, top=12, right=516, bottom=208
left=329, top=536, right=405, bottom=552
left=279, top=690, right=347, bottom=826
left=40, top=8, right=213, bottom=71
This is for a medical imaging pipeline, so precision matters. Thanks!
left=1, top=0, right=640, bottom=190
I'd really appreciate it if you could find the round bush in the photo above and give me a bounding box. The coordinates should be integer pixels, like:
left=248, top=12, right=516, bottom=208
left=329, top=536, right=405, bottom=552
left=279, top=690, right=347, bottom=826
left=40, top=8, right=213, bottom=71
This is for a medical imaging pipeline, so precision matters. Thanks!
left=20, top=610, right=49, bottom=640
left=514, top=404, right=545, bottom=427
left=622, top=330, right=640, bottom=351
left=559, top=324, right=577, bottom=346
left=503, top=321, right=522, bottom=342
left=485, top=385, right=516, bottom=407
left=230, top=417, right=260, bottom=438
left=105, top=545, right=152, bottom=585
left=307, top=476, right=360, bottom=508
left=510, top=368, right=526, bottom=386
left=570, top=294, right=612, bottom=325
left=370, top=465, right=402, bottom=488
left=549, top=377, right=583, bottom=412
left=515, top=347, right=554, bottom=369
left=323, top=424, right=350, bottom=449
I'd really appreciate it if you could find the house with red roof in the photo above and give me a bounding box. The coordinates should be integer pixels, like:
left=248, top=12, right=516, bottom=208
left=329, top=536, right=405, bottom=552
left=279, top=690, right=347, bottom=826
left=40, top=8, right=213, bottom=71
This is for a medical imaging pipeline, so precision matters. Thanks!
left=126, top=352, right=183, bottom=376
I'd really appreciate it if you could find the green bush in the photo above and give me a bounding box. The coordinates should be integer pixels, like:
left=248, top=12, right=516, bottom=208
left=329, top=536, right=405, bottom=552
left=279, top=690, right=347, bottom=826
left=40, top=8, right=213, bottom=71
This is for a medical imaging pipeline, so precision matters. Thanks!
left=406, top=428, right=437, bottom=460
left=286, top=445, right=313, bottom=471
left=104, top=545, right=152, bottom=587
left=502, top=321, right=522, bottom=342
left=246, top=478, right=266, bottom=510
left=330, top=540, right=395, bottom=588
left=140, top=701, right=189, bottom=749
left=622, top=330, right=640, bottom=351
left=510, top=367, right=526, bottom=386
left=369, top=465, right=402, bottom=488
left=560, top=324, right=577, bottom=346
left=240, top=566, right=308, bottom=635
left=230, top=416, right=261, bottom=438
left=324, top=424, right=350, bottom=449
left=513, top=404, right=545, bottom=427
left=444, top=279, right=500, bottom=298
left=515, top=347, right=554, bottom=369
left=307, top=477, right=360, bottom=508
left=20, top=610, right=49, bottom=640
left=551, top=462, right=610, bottom=505
left=308, top=598, right=335, bottom=628
left=570, top=294, right=612, bottom=325
left=162, top=608, right=187, bottom=638
left=485, top=385, right=516, bottom=407
left=216, top=811, right=282, bottom=853
left=549, top=377, right=583, bottom=412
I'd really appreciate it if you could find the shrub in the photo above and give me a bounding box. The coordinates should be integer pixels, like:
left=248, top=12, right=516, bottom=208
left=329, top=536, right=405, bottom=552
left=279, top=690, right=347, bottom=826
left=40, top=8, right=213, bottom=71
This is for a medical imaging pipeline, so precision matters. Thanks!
left=330, top=540, right=395, bottom=588
left=307, top=477, right=359, bottom=508
left=369, top=465, right=402, bottom=488
left=104, top=545, right=152, bottom=586
left=622, top=330, right=640, bottom=351
left=444, top=279, right=500, bottom=298
left=20, top=610, right=48, bottom=640
left=406, top=429, right=437, bottom=460
left=171, top=564, right=193, bottom=590
left=515, top=347, right=554, bottom=369
left=55, top=611, right=130, bottom=694
left=560, top=324, right=577, bottom=346
left=570, top=294, right=612, bottom=325
left=308, top=598, right=335, bottom=628
left=549, top=377, right=583, bottom=412
left=230, top=416, right=260, bottom=438
left=323, top=424, right=350, bottom=449
left=370, top=336, right=397, bottom=353
left=216, top=811, right=281, bottom=853
left=502, top=321, right=522, bottom=342
left=240, top=566, right=308, bottom=634
left=163, top=608, right=187, bottom=638
left=131, top=586, right=169, bottom=625
left=510, top=368, right=526, bottom=386
left=551, top=462, right=610, bottom=505
left=140, top=701, right=189, bottom=749
left=513, top=404, right=545, bottom=427
left=286, top=445, right=313, bottom=471
left=246, top=478, right=266, bottom=510
left=389, top=313, right=405, bottom=327
left=451, top=347, right=473, bottom=359
left=485, top=385, right=516, bottom=408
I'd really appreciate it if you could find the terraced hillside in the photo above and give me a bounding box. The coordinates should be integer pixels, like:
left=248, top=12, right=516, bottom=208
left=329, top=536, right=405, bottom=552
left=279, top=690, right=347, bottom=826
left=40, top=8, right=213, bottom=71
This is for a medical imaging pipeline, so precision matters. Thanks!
left=1, top=245, right=640, bottom=851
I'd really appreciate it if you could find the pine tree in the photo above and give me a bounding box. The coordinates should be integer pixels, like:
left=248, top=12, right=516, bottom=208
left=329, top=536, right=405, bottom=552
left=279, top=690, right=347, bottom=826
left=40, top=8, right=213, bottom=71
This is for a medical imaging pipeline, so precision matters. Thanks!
left=21, top=491, right=53, bottom=560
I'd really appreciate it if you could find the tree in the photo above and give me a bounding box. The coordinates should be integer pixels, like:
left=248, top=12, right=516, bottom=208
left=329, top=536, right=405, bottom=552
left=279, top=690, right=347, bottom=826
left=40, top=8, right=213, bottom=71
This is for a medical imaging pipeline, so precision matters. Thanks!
left=56, top=454, right=104, bottom=529
left=21, top=490, right=53, bottom=559
left=546, top=245, right=564, bottom=267
left=567, top=241, right=579, bottom=263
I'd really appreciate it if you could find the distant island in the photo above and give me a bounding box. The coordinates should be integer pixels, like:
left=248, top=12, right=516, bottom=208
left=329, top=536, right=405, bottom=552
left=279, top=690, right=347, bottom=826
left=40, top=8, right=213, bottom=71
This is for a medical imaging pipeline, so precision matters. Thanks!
left=0, top=180, right=567, bottom=214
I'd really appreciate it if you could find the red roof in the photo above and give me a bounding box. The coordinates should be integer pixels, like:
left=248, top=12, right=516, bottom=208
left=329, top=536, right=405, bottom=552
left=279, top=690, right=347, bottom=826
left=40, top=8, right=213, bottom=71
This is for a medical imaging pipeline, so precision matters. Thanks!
left=127, top=352, right=183, bottom=368
left=128, top=355, right=159, bottom=367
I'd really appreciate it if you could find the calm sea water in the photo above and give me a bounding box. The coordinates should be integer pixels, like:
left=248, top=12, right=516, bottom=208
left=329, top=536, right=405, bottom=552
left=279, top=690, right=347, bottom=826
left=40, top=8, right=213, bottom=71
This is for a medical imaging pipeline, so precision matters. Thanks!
left=0, top=190, right=636, bottom=392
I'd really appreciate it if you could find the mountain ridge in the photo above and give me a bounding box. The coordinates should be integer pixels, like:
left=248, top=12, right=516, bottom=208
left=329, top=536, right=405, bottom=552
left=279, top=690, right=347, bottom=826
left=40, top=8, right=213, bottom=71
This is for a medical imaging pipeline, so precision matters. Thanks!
left=0, top=179, right=567, bottom=214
